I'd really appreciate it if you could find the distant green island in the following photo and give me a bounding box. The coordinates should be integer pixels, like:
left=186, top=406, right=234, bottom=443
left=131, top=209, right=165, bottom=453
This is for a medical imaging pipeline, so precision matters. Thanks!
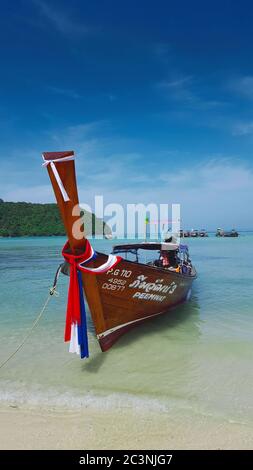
left=0, top=199, right=109, bottom=237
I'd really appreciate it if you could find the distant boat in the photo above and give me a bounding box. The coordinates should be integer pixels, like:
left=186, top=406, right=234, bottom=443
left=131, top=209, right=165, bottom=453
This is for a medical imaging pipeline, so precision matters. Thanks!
left=216, top=228, right=239, bottom=237
left=190, top=229, right=199, bottom=237
left=179, top=230, right=190, bottom=238
left=41, top=151, right=197, bottom=354
left=199, top=229, right=208, bottom=237
left=180, top=229, right=208, bottom=238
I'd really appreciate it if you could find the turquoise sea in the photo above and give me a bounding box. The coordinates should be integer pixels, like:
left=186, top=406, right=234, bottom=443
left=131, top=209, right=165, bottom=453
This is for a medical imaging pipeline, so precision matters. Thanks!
left=0, top=235, right=253, bottom=425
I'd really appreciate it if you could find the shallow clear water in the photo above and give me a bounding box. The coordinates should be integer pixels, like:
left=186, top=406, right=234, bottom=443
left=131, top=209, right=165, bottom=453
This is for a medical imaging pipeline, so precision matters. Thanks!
left=0, top=235, right=253, bottom=423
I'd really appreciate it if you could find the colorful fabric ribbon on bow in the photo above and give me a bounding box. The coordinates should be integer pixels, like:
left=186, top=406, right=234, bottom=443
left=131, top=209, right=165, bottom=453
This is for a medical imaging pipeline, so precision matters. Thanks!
left=62, top=239, right=121, bottom=358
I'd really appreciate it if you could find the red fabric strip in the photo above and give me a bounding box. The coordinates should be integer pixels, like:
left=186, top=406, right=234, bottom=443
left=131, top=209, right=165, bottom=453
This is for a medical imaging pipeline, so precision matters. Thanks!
left=62, top=240, right=92, bottom=342
left=61, top=239, right=121, bottom=342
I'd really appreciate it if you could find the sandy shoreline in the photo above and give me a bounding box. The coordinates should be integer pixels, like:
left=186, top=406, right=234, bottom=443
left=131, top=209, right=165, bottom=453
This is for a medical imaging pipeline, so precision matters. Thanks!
left=0, top=404, right=253, bottom=450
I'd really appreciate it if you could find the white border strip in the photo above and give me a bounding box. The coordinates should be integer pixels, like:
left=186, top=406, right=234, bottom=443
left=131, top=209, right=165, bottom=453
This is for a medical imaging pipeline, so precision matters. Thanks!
left=97, top=309, right=165, bottom=339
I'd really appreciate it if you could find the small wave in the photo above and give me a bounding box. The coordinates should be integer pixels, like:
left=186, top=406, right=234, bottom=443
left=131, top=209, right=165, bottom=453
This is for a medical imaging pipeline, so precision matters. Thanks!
left=0, top=381, right=168, bottom=414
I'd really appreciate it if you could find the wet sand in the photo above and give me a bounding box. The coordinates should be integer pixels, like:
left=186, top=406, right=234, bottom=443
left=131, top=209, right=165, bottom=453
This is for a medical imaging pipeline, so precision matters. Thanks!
left=0, top=405, right=252, bottom=450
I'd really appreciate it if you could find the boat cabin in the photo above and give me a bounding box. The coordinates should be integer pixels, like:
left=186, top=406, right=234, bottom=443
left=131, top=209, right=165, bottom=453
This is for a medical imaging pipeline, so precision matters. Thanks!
left=112, top=241, right=192, bottom=274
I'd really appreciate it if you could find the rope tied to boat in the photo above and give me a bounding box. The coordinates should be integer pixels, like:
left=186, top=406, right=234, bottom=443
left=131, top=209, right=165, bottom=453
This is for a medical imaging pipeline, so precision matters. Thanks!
left=0, top=266, right=62, bottom=371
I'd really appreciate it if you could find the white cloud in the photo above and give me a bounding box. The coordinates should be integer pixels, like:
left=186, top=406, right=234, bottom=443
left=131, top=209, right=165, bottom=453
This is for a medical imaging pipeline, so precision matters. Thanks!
left=75, top=159, right=253, bottom=230
left=156, top=75, right=223, bottom=110
left=232, top=121, right=253, bottom=136
left=158, top=76, right=193, bottom=90
left=32, top=0, right=90, bottom=37
left=1, top=123, right=252, bottom=230
left=1, top=184, right=53, bottom=203
left=157, top=75, right=196, bottom=104
left=50, top=121, right=105, bottom=145
left=230, top=76, right=253, bottom=100
left=47, top=86, right=82, bottom=100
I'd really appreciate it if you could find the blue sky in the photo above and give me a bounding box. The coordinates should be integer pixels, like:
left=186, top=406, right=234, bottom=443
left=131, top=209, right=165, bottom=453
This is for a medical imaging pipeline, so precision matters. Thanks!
left=0, top=0, right=253, bottom=229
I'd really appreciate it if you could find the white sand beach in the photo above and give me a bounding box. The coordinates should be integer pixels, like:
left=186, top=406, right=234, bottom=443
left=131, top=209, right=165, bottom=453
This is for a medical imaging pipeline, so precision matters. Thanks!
left=1, top=404, right=253, bottom=450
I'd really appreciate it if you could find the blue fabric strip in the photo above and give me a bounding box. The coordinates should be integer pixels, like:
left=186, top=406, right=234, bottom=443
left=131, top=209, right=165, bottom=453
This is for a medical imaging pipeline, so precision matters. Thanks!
left=77, top=270, right=89, bottom=359
left=79, top=251, right=97, bottom=267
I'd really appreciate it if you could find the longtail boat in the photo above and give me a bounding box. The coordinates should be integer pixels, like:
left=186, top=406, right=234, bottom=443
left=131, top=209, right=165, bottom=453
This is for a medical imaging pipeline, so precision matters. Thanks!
left=42, top=151, right=197, bottom=357
left=216, top=228, right=239, bottom=237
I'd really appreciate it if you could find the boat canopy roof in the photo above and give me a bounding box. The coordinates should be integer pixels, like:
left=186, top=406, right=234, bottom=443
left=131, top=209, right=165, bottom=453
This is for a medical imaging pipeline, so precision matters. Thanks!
left=113, top=241, right=188, bottom=254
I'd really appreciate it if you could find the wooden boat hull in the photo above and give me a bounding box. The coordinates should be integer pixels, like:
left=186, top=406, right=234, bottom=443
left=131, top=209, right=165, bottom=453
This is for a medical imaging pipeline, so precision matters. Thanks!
left=74, top=253, right=196, bottom=351
left=42, top=151, right=197, bottom=353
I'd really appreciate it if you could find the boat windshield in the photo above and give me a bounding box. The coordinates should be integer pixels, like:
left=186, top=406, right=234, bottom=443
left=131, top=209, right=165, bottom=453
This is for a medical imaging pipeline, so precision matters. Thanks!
left=112, top=242, right=192, bottom=273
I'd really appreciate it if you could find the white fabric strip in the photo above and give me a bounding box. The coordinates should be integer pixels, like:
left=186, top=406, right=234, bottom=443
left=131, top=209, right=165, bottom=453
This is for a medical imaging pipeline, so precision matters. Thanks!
left=79, top=254, right=119, bottom=273
left=42, top=155, right=75, bottom=202
left=69, top=323, right=80, bottom=355
left=83, top=243, right=95, bottom=264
